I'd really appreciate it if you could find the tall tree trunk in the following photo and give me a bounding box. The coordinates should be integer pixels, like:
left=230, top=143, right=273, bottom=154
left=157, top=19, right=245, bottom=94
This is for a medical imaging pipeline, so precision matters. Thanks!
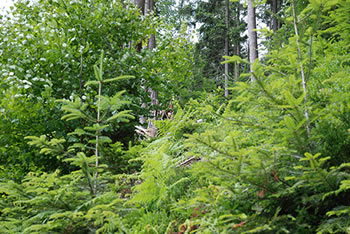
left=234, top=2, right=240, bottom=81
left=145, top=0, right=158, bottom=137
left=271, top=0, right=280, bottom=32
left=247, top=0, right=258, bottom=82
left=224, top=0, right=230, bottom=97
left=134, top=0, right=145, bottom=52
left=134, top=0, right=145, bottom=13
left=234, top=44, right=240, bottom=81
left=144, top=0, right=150, bottom=15
left=292, top=0, right=310, bottom=137
left=134, top=0, right=146, bottom=124
left=133, top=0, right=158, bottom=137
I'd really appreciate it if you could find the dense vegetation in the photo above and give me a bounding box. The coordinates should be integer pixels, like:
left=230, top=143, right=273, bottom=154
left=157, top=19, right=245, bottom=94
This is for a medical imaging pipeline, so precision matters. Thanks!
left=0, top=0, right=349, bottom=233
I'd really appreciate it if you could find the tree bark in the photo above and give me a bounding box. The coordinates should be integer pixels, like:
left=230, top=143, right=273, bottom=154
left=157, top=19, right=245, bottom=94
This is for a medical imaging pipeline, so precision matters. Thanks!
left=133, top=0, right=158, bottom=133
left=234, top=2, right=240, bottom=81
left=144, top=0, right=158, bottom=136
left=148, top=0, right=155, bottom=50
left=224, top=0, right=230, bottom=97
left=134, top=0, right=145, bottom=52
left=134, top=0, right=145, bottom=13
left=234, top=44, right=240, bottom=81
left=247, top=0, right=258, bottom=82
left=271, top=0, right=280, bottom=32
left=144, top=0, right=150, bottom=15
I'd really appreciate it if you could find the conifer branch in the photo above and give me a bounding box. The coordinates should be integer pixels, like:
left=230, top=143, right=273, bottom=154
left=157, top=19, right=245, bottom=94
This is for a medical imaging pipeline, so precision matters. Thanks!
left=192, top=136, right=238, bottom=160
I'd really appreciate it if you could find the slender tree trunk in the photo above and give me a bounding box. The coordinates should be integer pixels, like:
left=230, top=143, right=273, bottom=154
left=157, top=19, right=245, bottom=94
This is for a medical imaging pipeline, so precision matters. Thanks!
left=292, top=0, right=310, bottom=137
left=145, top=0, right=158, bottom=137
left=224, top=0, right=230, bottom=97
left=134, top=0, right=146, bottom=124
left=134, top=0, right=145, bottom=52
left=247, top=0, right=258, bottom=82
left=271, top=0, right=280, bottom=32
left=133, top=0, right=157, bottom=136
left=277, top=0, right=281, bottom=29
left=234, top=2, right=240, bottom=81
left=94, top=79, right=102, bottom=195
left=234, top=44, right=240, bottom=81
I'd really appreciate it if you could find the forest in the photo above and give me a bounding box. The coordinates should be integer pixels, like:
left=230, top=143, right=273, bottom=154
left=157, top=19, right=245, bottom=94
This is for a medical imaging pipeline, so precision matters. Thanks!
left=0, top=0, right=349, bottom=233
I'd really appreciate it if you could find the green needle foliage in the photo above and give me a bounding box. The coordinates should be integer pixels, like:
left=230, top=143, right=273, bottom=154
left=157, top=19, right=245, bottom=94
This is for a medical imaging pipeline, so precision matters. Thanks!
left=0, top=0, right=349, bottom=233
left=0, top=52, right=135, bottom=232
left=126, top=1, right=350, bottom=233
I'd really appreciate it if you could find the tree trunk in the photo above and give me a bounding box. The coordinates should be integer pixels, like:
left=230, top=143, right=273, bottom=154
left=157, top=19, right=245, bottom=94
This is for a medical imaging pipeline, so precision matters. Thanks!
left=134, top=0, right=145, bottom=13
left=224, top=0, right=230, bottom=97
left=292, top=0, right=310, bottom=137
left=247, top=0, right=258, bottom=82
left=144, top=0, right=155, bottom=50
left=234, top=2, right=240, bottom=81
left=133, top=0, right=157, bottom=135
left=145, top=0, right=158, bottom=136
left=134, top=0, right=145, bottom=52
left=234, top=44, right=240, bottom=81
left=144, top=0, right=150, bottom=15
left=271, top=0, right=280, bottom=32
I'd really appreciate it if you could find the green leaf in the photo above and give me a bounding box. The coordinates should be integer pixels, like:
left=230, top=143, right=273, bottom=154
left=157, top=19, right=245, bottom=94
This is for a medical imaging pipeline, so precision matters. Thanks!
left=283, top=91, right=298, bottom=106
left=85, top=80, right=100, bottom=86
left=98, top=136, right=112, bottom=144
left=69, top=143, right=86, bottom=149
left=284, top=116, right=296, bottom=130
left=94, top=65, right=101, bottom=81
left=105, top=110, right=134, bottom=123
left=84, top=124, right=109, bottom=132
left=309, top=0, right=321, bottom=10
left=103, top=75, right=134, bottom=83
left=68, top=128, right=86, bottom=136
left=221, top=55, right=249, bottom=64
